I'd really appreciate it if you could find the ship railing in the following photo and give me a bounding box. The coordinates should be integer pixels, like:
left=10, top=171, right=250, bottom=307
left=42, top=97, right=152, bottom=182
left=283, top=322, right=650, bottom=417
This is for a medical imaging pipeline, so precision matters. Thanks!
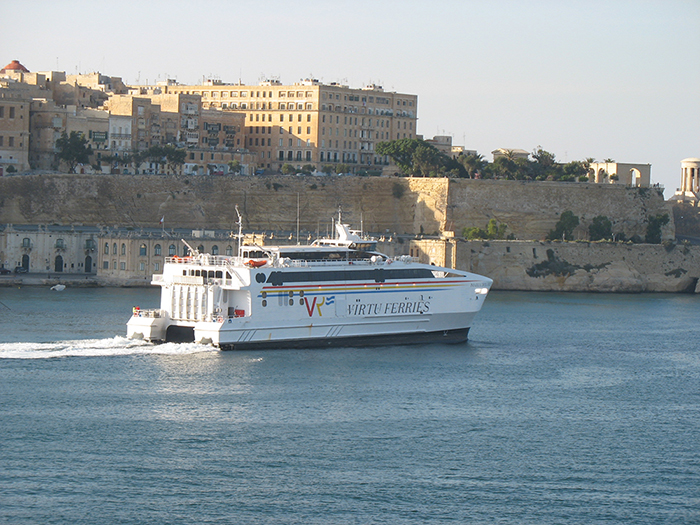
left=287, top=255, right=418, bottom=267
left=165, top=255, right=235, bottom=266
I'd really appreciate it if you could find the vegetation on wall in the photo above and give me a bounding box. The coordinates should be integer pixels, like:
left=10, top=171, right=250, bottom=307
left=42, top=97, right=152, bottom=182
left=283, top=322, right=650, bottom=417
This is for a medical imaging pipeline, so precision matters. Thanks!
left=547, top=211, right=580, bottom=241
left=462, top=219, right=512, bottom=240
left=645, top=214, right=670, bottom=244
left=376, top=139, right=596, bottom=182
left=588, top=215, right=613, bottom=241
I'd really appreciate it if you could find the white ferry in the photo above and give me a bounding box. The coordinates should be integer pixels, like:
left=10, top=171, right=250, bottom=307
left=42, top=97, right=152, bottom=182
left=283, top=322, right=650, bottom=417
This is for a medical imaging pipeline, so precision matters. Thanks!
left=127, top=216, right=492, bottom=350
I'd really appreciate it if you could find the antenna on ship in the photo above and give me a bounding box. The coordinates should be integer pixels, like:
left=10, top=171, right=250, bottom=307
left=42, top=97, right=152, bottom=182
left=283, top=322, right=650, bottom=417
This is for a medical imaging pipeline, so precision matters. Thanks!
left=235, top=204, right=243, bottom=257
left=296, top=193, right=300, bottom=246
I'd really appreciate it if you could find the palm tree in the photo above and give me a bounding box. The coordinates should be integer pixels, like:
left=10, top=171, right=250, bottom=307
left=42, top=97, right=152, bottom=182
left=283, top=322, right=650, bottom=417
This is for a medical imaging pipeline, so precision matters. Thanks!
left=457, top=153, right=487, bottom=179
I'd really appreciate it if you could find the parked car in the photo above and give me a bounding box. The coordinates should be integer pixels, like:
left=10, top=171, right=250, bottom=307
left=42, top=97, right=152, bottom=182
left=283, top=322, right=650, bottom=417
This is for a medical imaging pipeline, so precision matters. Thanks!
left=14, top=266, right=28, bottom=274
left=0, top=267, right=11, bottom=275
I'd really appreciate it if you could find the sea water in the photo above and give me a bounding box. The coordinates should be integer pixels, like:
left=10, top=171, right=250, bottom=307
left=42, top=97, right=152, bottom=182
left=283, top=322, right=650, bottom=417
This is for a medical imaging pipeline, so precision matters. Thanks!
left=0, top=287, right=698, bottom=524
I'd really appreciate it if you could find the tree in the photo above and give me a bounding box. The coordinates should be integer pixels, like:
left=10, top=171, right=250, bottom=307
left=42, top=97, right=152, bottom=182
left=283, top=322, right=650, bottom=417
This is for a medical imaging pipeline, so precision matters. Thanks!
left=55, top=131, right=93, bottom=173
left=462, top=219, right=510, bottom=240
left=645, top=213, right=669, bottom=244
left=561, top=161, right=588, bottom=182
left=228, top=160, right=241, bottom=174
left=336, top=163, right=350, bottom=174
left=163, top=145, right=186, bottom=173
left=547, top=211, right=580, bottom=241
left=280, top=163, right=296, bottom=175
left=456, top=153, right=487, bottom=179
left=589, top=215, right=612, bottom=241
left=300, top=164, right=315, bottom=175
left=411, top=143, right=443, bottom=177
left=376, top=138, right=421, bottom=174
left=321, top=165, right=333, bottom=175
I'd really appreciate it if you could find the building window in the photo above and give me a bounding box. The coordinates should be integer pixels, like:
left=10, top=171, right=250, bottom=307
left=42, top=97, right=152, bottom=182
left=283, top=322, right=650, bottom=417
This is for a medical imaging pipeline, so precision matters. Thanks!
left=121, top=243, right=126, bottom=255
left=120, top=262, right=126, bottom=270
left=113, top=243, right=117, bottom=254
left=154, top=244, right=161, bottom=256
left=22, top=237, right=30, bottom=248
left=154, top=262, right=160, bottom=272
left=139, top=244, right=147, bottom=256
left=169, top=244, right=176, bottom=256
left=113, top=260, right=117, bottom=270
left=212, top=245, right=219, bottom=255
left=103, top=261, right=109, bottom=270
left=139, top=262, right=145, bottom=271
left=226, top=245, right=233, bottom=256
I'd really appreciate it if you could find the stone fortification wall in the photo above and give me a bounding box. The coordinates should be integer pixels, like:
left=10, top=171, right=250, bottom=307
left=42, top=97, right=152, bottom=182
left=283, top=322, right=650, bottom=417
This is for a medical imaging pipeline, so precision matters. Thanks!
left=446, top=179, right=674, bottom=241
left=0, top=174, right=447, bottom=236
left=455, top=240, right=700, bottom=293
left=0, top=175, right=673, bottom=241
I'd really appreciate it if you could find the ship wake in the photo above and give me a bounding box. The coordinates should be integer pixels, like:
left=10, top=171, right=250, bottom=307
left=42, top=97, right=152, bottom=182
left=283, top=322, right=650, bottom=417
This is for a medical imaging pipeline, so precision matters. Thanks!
left=0, top=337, right=217, bottom=359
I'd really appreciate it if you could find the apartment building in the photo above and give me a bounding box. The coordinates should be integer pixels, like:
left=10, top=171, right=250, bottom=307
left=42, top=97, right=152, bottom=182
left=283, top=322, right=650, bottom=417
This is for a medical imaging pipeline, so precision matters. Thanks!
left=0, top=79, right=31, bottom=174
left=159, top=78, right=418, bottom=173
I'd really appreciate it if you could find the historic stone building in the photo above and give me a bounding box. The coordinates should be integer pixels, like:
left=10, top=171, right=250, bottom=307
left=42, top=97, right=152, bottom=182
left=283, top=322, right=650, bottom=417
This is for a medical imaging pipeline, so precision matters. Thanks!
left=157, top=78, right=418, bottom=174
left=589, top=161, right=651, bottom=187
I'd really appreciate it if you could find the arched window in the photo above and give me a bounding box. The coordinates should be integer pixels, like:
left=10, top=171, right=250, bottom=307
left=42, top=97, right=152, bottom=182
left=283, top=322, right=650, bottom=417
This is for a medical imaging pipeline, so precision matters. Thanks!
left=226, top=245, right=233, bottom=256
left=104, top=242, right=109, bottom=255
left=183, top=246, right=189, bottom=256
left=154, top=244, right=162, bottom=256
left=22, top=237, right=31, bottom=248
left=197, top=245, right=204, bottom=253
left=121, top=243, right=126, bottom=255
left=139, top=244, right=147, bottom=256
left=168, top=244, right=176, bottom=256
left=113, top=243, right=117, bottom=255
left=212, top=245, right=219, bottom=255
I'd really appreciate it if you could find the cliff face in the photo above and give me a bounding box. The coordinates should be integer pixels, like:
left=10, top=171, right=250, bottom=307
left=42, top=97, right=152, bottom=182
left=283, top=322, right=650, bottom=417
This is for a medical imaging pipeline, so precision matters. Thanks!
left=455, top=240, right=700, bottom=293
left=0, top=174, right=673, bottom=241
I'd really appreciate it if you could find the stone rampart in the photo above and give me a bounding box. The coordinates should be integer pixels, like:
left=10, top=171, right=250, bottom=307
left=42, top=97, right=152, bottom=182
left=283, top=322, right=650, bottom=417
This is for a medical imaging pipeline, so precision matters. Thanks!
left=410, top=239, right=700, bottom=293
left=0, top=174, right=673, bottom=241
left=446, top=179, right=673, bottom=241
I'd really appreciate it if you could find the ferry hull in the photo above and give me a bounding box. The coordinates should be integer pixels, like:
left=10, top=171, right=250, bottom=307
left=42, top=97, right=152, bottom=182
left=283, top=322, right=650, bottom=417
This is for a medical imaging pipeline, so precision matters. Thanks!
left=216, top=327, right=470, bottom=350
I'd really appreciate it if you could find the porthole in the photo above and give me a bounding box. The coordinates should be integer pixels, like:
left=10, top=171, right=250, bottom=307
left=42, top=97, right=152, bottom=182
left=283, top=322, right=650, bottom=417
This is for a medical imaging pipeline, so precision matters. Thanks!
left=262, top=291, right=267, bottom=298
left=288, top=299, right=294, bottom=306
left=300, top=291, right=304, bottom=297
left=262, top=300, right=267, bottom=307
left=299, top=299, right=304, bottom=305
left=288, top=291, right=294, bottom=297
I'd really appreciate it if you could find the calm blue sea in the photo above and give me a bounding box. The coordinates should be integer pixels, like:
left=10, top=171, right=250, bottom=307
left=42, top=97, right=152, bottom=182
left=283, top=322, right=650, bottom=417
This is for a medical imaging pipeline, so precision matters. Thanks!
left=0, top=286, right=698, bottom=524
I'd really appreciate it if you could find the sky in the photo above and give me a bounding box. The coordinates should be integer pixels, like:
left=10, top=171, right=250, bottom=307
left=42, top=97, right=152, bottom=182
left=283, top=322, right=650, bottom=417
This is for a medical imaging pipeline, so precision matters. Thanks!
left=2, top=0, right=698, bottom=193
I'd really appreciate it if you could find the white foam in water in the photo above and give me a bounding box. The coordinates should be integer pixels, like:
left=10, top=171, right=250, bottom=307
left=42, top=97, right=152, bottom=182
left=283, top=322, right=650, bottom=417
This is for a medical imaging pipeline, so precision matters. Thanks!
left=0, top=336, right=218, bottom=359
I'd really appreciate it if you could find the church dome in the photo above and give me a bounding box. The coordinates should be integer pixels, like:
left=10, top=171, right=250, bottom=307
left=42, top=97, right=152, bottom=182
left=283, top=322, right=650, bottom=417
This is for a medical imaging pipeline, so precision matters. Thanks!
left=1, top=60, right=30, bottom=73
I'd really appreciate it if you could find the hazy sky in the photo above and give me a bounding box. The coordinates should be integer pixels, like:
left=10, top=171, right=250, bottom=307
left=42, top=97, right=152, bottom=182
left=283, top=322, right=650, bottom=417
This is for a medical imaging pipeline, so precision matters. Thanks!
left=2, top=0, right=698, bottom=192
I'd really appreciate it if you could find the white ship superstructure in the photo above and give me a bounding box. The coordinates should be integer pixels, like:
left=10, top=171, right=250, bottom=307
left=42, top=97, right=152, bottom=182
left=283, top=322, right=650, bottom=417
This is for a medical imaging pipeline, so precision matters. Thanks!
left=127, top=218, right=492, bottom=350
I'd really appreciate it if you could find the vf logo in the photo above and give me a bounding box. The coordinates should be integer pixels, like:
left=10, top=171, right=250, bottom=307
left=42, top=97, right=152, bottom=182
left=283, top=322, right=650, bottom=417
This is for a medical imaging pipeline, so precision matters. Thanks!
left=303, top=296, right=335, bottom=317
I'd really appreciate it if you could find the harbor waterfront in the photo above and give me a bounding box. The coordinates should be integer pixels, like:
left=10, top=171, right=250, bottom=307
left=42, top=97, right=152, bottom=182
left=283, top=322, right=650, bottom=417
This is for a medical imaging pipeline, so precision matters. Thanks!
left=0, top=288, right=698, bottom=524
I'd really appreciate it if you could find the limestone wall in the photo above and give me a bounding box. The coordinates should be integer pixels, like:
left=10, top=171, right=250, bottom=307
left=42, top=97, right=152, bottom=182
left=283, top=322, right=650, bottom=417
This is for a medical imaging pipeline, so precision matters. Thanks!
left=0, top=175, right=674, bottom=242
left=410, top=239, right=700, bottom=293
left=446, top=179, right=674, bottom=241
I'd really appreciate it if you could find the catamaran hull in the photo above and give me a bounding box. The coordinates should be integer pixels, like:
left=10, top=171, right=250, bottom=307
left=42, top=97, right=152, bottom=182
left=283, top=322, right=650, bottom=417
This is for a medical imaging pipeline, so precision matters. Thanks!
left=217, top=327, right=470, bottom=350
